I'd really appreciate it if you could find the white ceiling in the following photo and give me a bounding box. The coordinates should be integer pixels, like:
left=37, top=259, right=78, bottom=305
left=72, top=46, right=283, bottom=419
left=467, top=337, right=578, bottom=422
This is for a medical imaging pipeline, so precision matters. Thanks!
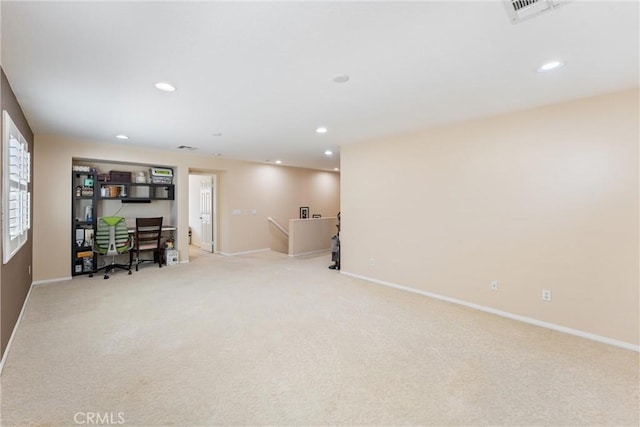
left=1, top=1, right=638, bottom=171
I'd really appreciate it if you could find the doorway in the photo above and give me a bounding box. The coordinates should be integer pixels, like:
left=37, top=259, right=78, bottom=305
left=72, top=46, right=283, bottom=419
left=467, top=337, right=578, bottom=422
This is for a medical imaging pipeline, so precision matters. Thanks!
left=188, top=172, right=217, bottom=253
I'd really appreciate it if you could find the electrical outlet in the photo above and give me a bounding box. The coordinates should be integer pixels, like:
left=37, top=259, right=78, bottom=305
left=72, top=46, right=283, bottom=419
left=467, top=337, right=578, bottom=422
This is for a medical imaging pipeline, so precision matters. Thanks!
left=542, top=289, right=552, bottom=302
left=369, top=258, right=375, bottom=266
left=490, top=280, right=499, bottom=291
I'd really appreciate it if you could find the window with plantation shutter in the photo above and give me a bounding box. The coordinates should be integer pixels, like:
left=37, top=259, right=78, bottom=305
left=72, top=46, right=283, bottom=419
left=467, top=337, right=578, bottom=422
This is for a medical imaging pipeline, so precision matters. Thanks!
left=3, top=110, right=30, bottom=264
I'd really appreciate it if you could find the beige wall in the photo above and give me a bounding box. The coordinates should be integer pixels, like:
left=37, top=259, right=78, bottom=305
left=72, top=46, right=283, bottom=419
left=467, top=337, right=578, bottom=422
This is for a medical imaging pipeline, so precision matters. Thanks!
left=341, top=89, right=639, bottom=346
left=220, top=161, right=340, bottom=255
left=288, top=217, right=338, bottom=256
left=33, top=135, right=340, bottom=281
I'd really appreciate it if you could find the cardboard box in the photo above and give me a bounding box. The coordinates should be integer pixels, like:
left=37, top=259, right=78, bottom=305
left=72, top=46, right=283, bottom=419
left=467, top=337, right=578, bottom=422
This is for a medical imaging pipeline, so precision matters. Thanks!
left=165, top=249, right=179, bottom=266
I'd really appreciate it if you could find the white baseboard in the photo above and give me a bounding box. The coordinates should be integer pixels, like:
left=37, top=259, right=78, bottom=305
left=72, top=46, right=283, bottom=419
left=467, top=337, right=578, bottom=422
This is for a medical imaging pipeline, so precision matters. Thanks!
left=219, top=248, right=271, bottom=256
left=0, top=282, right=35, bottom=374
left=341, top=271, right=639, bottom=353
left=289, top=249, right=331, bottom=257
left=32, top=276, right=72, bottom=286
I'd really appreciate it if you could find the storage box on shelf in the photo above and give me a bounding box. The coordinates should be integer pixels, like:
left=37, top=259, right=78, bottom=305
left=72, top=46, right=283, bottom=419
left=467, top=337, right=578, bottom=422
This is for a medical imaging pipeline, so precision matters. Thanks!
left=109, top=170, right=132, bottom=183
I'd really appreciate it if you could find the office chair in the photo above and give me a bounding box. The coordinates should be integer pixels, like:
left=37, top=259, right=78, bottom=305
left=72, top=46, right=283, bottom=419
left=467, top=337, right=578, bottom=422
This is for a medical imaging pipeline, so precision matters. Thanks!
left=90, top=216, right=132, bottom=279
left=130, top=217, right=164, bottom=271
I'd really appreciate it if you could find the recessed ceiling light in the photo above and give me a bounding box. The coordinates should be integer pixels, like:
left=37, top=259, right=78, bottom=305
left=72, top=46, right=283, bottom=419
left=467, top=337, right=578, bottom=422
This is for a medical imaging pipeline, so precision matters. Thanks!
left=537, top=60, right=564, bottom=73
left=333, top=168, right=340, bottom=171
left=324, top=150, right=333, bottom=156
left=275, top=160, right=283, bottom=164
left=316, top=127, right=328, bottom=134
left=333, top=74, right=350, bottom=83
left=115, top=134, right=129, bottom=140
left=155, top=82, right=176, bottom=92
left=212, top=153, right=222, bottom=157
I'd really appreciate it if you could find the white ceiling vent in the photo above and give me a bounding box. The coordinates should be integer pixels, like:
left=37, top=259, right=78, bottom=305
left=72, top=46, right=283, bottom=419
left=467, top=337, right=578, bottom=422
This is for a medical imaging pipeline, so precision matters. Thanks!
left=504, top=0, right=570, bottom=24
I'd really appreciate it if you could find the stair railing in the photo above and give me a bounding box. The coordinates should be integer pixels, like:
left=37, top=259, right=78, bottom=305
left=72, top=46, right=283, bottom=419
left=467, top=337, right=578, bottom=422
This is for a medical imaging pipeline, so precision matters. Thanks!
left=267, top=217, right=289, bottom=237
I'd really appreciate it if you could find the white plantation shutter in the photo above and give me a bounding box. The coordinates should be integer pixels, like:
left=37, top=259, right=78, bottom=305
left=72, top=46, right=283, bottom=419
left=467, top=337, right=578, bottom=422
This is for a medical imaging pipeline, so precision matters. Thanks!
left=3, top=110, right=31, bottom=264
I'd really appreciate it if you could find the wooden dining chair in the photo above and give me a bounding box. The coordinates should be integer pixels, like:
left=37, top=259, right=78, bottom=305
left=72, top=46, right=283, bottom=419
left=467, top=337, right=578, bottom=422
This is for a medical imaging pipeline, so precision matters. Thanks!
left=129, top=217, right=164, bottom=271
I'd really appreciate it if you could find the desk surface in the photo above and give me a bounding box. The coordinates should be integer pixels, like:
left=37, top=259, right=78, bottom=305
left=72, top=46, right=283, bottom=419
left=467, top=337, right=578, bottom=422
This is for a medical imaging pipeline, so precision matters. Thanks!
left=127, top=226, right=176, bottom=233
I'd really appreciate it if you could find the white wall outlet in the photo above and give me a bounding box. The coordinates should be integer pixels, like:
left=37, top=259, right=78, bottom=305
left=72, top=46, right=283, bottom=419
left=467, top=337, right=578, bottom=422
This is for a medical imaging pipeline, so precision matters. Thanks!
left=369, top=258, right=375, bottom=266
left=542, top=289, right=552, bottom=302
left=490, top=280, right=499, bottom=291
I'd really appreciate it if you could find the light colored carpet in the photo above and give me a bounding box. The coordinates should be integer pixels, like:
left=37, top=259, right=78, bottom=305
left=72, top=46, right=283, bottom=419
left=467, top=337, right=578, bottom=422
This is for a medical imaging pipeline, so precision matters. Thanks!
left=1, top=248, right=638, bottom=426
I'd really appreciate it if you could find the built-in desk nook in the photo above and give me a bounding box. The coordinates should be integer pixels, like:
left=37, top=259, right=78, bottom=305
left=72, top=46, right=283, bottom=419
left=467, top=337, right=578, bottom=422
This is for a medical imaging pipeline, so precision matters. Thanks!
left=72, top=161, right=177, bottom=276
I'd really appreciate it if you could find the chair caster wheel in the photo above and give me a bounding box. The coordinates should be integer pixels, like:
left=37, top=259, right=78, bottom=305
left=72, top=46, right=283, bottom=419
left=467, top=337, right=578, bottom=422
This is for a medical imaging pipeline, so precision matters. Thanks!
left=128, top=271, right=132, bottom=275
left=104, top=275, right=109, bottom=279
left=89, top=273, right=93, bottom=278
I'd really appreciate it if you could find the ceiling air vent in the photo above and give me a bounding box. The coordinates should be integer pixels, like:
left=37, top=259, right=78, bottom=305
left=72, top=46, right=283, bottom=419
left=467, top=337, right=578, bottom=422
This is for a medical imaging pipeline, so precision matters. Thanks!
left=177, top=145, right=198, bottom=150
left=504, top=0, right=570, bottom=24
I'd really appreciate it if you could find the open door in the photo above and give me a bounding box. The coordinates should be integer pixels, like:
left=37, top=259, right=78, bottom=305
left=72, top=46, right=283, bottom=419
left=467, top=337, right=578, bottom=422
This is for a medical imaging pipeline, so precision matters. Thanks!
left=199, top=176, right=214, bottom=252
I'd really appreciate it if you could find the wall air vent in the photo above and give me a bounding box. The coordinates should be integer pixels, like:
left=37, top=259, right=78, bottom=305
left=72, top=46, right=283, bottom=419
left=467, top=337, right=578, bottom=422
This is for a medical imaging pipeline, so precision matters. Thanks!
left=177, top=145, right=198, bottom=150
left=504, top=0, right=570, bottom=24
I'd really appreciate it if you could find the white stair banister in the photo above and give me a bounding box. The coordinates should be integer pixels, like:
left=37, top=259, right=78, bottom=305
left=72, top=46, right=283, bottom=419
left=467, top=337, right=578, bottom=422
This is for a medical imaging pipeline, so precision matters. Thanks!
left=267, top=217, right=289, bottom=237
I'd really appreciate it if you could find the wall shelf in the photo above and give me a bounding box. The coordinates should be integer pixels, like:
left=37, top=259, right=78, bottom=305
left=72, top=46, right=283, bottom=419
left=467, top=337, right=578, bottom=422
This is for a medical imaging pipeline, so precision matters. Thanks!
left=97, top=181, right=174, bottom=201
left=72, top=171, right=98, bottom=276
left=119, top=199, right=152, bottom=204
left=72, top=164, right=176, bottom=276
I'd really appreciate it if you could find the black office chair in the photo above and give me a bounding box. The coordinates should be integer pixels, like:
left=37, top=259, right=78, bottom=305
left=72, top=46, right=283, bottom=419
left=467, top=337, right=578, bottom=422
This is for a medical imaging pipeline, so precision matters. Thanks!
left=90, top=216, right=132, bottom=279
left=130, top=217, right=164, bottom=271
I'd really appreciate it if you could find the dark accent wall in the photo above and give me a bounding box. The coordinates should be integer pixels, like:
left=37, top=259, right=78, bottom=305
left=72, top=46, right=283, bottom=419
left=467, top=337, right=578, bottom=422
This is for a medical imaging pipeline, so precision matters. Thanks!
left=1, top=68, right=35, bottom=357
